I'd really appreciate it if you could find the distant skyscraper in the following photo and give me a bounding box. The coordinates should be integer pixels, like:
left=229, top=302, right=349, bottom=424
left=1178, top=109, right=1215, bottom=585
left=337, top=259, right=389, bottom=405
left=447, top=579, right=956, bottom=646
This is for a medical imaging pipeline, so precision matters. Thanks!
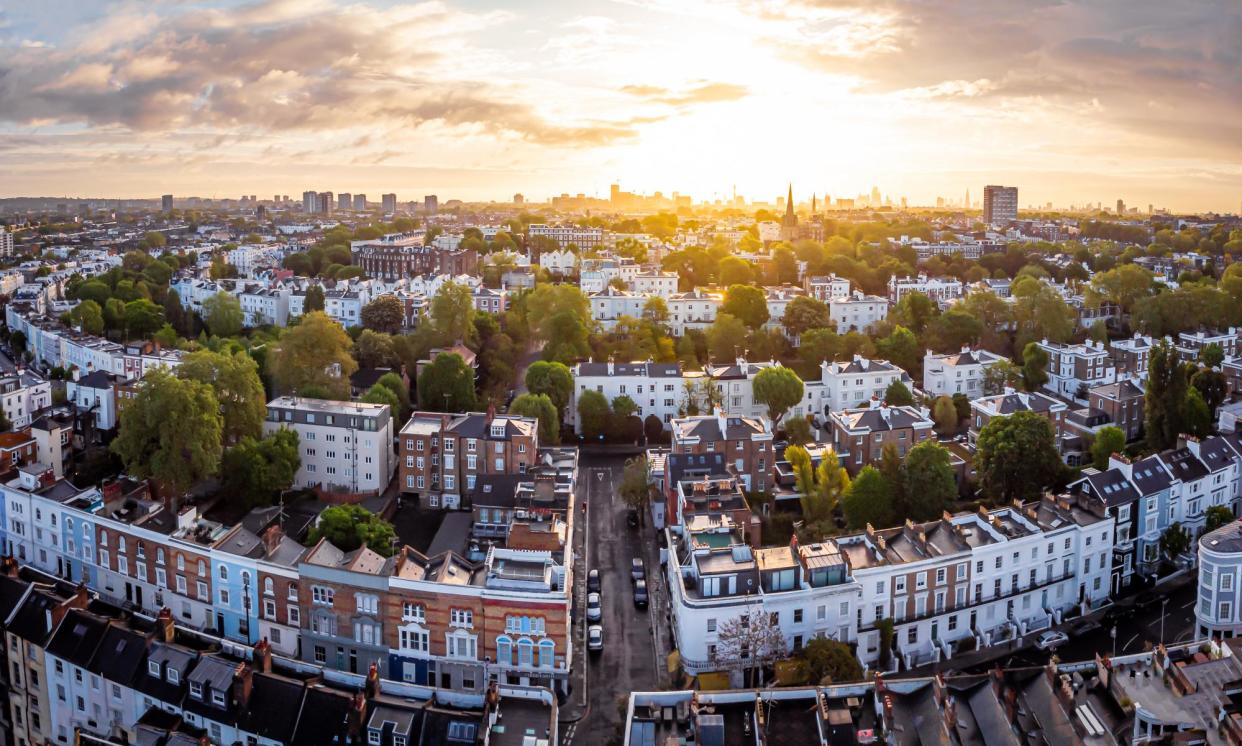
left=161, top=194, right=173, bottom=212
left=870, top=185, right=881, bottom=206
left=381, top=193, right=397, bottom=214
left=354, top=194, right=367, bottom=211
left=0, top=228, right=14, bottom=257
left=422, top=195, right=437, bottom=215
left=302, top=190, right=318, bottom=213
left=1116, top=199, right=1126, bottom=215
left=338, top=193, right=352, bottom=211
left=318, top=191, right=334, bottom=215
left=983, top=185, right=1018, bottom=224
left=965, top=188, right=970, bottom=209
left=514, top=193, right=524, bottom=204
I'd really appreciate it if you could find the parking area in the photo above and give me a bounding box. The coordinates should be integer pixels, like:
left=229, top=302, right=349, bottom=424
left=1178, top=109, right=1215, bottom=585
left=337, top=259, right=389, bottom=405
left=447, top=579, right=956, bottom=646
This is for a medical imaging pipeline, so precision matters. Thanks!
left=564, top=454, right=662, bottom=745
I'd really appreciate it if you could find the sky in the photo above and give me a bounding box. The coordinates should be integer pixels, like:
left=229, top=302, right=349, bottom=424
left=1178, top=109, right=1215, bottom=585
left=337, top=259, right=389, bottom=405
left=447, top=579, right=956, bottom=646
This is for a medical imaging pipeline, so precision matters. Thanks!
left=0, top=0, right=1238, bottom=212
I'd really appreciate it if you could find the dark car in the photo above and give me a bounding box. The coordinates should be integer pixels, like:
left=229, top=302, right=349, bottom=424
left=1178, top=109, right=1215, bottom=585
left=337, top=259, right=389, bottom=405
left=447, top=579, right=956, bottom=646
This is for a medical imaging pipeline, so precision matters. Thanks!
left=633, top=579, right=649, bottom=609
left=631, top=558, right=645, bottom=583
left=626, top=510, right=640, bottom=530
left=587, top=569, right=601, bottom=594
left=1133, top=590, right=1162, bottom=610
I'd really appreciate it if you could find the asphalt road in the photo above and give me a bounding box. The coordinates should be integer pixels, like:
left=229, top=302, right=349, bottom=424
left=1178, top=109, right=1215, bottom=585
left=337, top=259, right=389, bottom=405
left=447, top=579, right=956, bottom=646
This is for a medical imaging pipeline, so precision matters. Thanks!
left=0, top=346, right=16, bottom=373
left=566, top=455, right=661, bottom=746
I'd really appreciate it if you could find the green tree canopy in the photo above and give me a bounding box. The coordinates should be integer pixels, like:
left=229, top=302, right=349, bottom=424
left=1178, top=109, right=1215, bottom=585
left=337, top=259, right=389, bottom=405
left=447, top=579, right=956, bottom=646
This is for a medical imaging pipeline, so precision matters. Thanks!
left=720, top=284, right=770, bottom=329
left=124, top=299, right=165, bottom=340
left=361, top=295, right=405, bottom=335
left=177, top=349, right=267, bottom=443
left=71, top=299, right=105, bottom=335
left=752, top=366, right=804, bottom=427
left=111, top=369, right=222, bottom=496
left=577, top=389, right=610, bottom=439
left=842, top=466, right=895, bottom=530
left=1090, top=426, right=1127, bottom=470
left=1021, top=342, right=1049, bottom=391
left=900, top=440, right=958, bottom=521
left=202, top=292, right=243, bottom=337
left=706, top=313, right=749, bottom=362
left=510, top=393, right=559, bottom=444
left=975, top=410, right=1063, bottom=502
left=304, top=285, right=325, bottom=312
left=781, top=296, right=831, bottom=338
left=525, top=361, right=574, bottom=419
left=416, top=353, right=477, bottom=412
left=221, top=429, right=301, bottom=509
left=309, top=504, right=397, bottom=556
left=802, top=638, right=863, bottom=684
left=883, top=379, right=914, bottom=406
left=271, top=311, right=358, bottom=398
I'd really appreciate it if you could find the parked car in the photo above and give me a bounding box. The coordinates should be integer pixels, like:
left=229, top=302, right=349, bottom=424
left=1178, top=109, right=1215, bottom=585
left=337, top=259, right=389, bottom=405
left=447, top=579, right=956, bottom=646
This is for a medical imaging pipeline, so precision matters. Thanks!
left=586, top=592, right=602, bottom=622
left=587, top=569, right=601, bottom=594
left=633, top=579, right=649, bottom=609
left=626, top=510, right=640, bottom=530
left=588, top=625, right=604, bottom=653
left=1035, top=631, right=1069, bottom=650
left=1133, top=590, right=1162, bottom=610
left=631, top=558, right=645, bottom=583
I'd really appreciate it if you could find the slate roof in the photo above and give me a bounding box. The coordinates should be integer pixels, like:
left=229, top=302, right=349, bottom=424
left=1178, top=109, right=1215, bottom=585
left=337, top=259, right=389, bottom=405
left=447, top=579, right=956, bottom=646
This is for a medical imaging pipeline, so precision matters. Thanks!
left=1128, top=455, right=1173, bottom=496
left=1080, top=468, right=1140, bottom=507
left=576, top=361, right=682, bottom=378
left=1090, top=379, right=1144, bottom=401
left=289, top=685, right=357, bottom=745
left=135, top=642, right=195, bottom=704
left=235, top=672, right=305, bottom=742
left=833, top=405, right=932, bottom=433
left=670, top=414, right=767, bottom=443
left=91, top=624, right=148, bottom=685
left=45, top=608, right=108, bottom=667
left=1160, top=447, right=1210, bottom=483
left=1202, top=519, right=1242, bottom=554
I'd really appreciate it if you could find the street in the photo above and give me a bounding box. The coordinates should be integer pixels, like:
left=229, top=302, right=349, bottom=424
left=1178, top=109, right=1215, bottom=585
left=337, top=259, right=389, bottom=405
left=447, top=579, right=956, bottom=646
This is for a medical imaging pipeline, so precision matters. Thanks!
left=564, top=454, right=662, bottom=746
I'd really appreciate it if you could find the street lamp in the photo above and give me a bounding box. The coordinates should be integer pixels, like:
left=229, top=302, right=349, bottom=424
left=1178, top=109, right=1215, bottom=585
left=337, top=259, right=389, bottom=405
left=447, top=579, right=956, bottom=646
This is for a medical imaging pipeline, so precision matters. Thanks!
left=1111, top=625, right=1117, bottom=658
left=1160, top=598, right=1169, bottom=644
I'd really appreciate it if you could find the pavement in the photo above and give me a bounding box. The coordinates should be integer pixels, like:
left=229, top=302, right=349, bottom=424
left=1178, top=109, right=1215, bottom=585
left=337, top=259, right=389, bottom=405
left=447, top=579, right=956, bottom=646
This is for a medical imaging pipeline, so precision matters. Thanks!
left=0, top=346, right=16, bottom=374
left=560, top=453, right=663, bottom=746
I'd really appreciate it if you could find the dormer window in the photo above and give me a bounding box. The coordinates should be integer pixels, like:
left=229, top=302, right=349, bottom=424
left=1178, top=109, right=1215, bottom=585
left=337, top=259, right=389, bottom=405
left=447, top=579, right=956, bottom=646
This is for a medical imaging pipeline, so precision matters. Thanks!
left=368, top=730, right=381, bottom=746
left=490, top=423, right=505, bottom=438
left=189, top=681, right=202, bottom=699
left=167, top=668, right=179, bottom=684
left=212, top=691, right=226, bottom=707
left=147, top=661, right=161, bottom=678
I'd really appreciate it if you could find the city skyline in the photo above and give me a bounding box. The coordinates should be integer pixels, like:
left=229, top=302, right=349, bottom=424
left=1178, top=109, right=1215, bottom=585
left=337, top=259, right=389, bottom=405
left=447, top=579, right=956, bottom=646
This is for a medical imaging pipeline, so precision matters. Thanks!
left=0, top=0, right=1238, bottom=212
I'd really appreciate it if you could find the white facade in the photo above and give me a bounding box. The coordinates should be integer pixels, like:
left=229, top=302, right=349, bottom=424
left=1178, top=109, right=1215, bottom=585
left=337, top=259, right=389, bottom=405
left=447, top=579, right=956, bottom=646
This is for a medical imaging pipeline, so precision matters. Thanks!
left=239, top=287, right=290, bottom=327
left=887, top=275, right=965, bottom=305
left=571, top=361, right=686, bottom=429
left=828, top=293, right=888, bottom=333
left=814, top=356, right=912, bottom=415
left=922, top=347, right=1007, bottom=398
left=589, top=288, right=648, bottom=330
left=527, top=224, right=604, bottom=248
left=667, top=290, right=721, bottom=336
left=538, top=249, right=578, bottom=275
left=262, top=397, right=395, bottom=495
left=805, top=275, right=851, bottom=302
left=0, top=228, right=14, bottom=256
left=0, top=371, right=51, bottom=428
left=1038, top=339, right=1117, bottom=400
left=630, top=272, right=679, bottom=298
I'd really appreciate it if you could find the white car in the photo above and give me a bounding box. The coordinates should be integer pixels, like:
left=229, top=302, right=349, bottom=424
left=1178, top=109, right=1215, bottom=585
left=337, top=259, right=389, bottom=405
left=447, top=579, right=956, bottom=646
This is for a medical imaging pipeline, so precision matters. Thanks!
left=1035, top=631, right=1068, bottom=650
left=586, top=592, right=602, bottom=622
left=588, top=625, right=604, bottom=653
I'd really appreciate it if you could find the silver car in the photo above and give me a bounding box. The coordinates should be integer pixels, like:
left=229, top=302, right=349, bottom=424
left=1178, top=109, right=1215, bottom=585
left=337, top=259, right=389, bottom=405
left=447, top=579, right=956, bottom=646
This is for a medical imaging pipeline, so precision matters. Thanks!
left=586, top=592, right=602, bottom=622
left=588, top=625, right=604, bottom=653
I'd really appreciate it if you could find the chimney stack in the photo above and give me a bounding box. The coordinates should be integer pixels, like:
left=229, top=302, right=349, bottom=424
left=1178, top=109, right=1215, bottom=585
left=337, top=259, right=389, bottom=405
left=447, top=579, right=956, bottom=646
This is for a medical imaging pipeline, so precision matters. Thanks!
left=365, top=662, right=380, bottom=699
left=156, top=607, right=175, bottom=643
left=254, top=638, right=272, bottom=674
left=261, top=525, right=283, bottom=557
left=0, top=555, right=18, bottom=578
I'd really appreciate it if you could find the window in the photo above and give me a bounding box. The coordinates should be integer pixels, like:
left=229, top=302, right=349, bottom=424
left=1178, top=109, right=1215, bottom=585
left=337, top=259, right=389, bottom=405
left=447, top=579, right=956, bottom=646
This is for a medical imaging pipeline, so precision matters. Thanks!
left=197, top=581, right=208, bottom=601
left=1221, top=602, right=1234, bottom=621
left=1223, top=574, right=1234, bottom=591
left=450, top=609, right=473, bottom=628
left=189, top=681, right=202, bottom=699
left=288, top=582, right=298, bottom=601
left=402, top=603, right=425, bottom=623
left=219, top=565, right=228, bottom=581
left=399, top=626, right=429, bottom=653
left=264, top=578, right=274, bottom=596
left=220, top=589, right=230, bottom=605
left=148, top=661, right=161, bottom=677
left=356, top=593, right=379, bottom=615
left=312, top=586, right=335, bottom=605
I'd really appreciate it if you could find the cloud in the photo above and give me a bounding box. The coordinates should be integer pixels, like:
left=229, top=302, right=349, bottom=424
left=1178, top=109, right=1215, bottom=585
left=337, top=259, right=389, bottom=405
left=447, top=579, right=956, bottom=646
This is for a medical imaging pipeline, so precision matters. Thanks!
left=0, top=0, right=639, bottom=147
left=621, top=81, right=749, bottom=106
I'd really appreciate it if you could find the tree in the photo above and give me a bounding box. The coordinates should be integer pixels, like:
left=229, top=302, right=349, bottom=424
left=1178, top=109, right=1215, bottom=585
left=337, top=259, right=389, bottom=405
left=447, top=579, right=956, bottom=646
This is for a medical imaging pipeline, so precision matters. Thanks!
left=802, top=638, right=863, bottom=684
left=619, top=456, right=652, bottom=526
left=644, top=414, right=665, bottom=443
left=525, top=361, right=574, bottom=420
left=901, top=440, right=958, bottom=520
left=982, top=359, right=1023, bottom=395
left=876, top=325, right=919, bottom=375
left=1206, top=505, right=1235, bottom=533
left=717, top=256, right=755, bottom=286
left=124, top=299, right=165, bottom=339
left=202, top=292, right=243, bottom=337
left=720, top=285, right=769, bottom=329
left=177, top=349, right=266, bottom=443
left=1184, top=387, right=1212, bottom=437
left=376, top=372, right=411, bottom=420
left=304, top=285, right=325, bottom=313
left=975, top=410, right=1062, bottom=503
left=354, top=330, right=399, bottom=369
left=1146, top=340, right=1189, bottom=451
left=892, top=292, right=937, bottom=334
left=926, top=309, right=983, bottom=353
left=1012, top=279, right=1076, bottom=348
left=111, top=369, right=222, bottom=496
left=361, top=383, right=401, bottom=420
left=782, top=296, right=831, bottom=338
left=417, top=353, right=477, bottom=412
left=789, top=446, right=849, bottom=533
left=1199, top=343, right=1224, bottom=368
left=1088, top=263, right=1153, bottom=314
left=360, top=295, right=405, bottom=335
left=1192, top=367, right=1228, bottom=417
left=577, top=389, right=610, bottom=439
left=784, top=417, right=814, bottom=446
left=542, top=310, right=591, bottom=364
left=1091, top=426, right=1127, bottom=470
left=706, top=313, right=749, bottom=362
left=1160, top=522, right=1191, bottom=560
left=752, top=366, right=804, bottom=428
left=932, top=395, right=959, bottom=435
left=309, top=504, right=397, bottom=556
left=611, top=394, right=638, bottom=420
left=510, top=393, right=559, bottom=444
left=711, top=604, right=786, bottom=688
left=842, top=466, right=895, bottom=530
left=799, top=327, right=840, bottom=367
left=883, top=380, right=914, bottom=406
left=271, top=311, right=358, bottom=398
left=71, top=299, right=105, bottom=335
left=1021, top=342, right=1049, bottom=391
left=221, top=429, right=300, bottom=509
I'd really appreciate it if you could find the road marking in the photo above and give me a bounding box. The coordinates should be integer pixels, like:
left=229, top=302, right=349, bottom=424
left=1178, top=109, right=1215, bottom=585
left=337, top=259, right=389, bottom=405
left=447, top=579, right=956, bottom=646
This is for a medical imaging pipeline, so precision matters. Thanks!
left=1182, top=600, right=1196, bottom=610
left=1124, top=633, right=1140, bottom=650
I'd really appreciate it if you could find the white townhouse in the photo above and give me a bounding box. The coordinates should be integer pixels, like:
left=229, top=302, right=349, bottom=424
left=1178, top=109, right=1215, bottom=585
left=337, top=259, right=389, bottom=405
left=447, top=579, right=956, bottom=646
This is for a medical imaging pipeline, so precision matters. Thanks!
left=527, top=223, right=604, bottom=249
left=805, top=275, right=851, bottom=302
left=829, top=292, right=888, bottom=333
left=630, top=271, right=679, bottom=298
left=0, top=370, right=51, bottom=428
left=238, top=286, right=290, bottom=327
left=571, top=361, right=687, bottom=429
left=887, top=275, right=965, bottom=306
left=262, top=397, right=395, bottom=496
left=1196, top=520, right=1242, bottom=639
left=667, top=289, right=722, bottom=336
left=813, top=356, right=913, bottom=415
left=763, top=286, right=806, bottom=333
left=922, top=346, right=1007, bottom=398
left=1037, top=339, right=1117, bottom=400
left=665, top=491, right=1112, bottom=678
left=538, top=248, right=578, bottom=275
left=588, top=287, right=649, bottom=330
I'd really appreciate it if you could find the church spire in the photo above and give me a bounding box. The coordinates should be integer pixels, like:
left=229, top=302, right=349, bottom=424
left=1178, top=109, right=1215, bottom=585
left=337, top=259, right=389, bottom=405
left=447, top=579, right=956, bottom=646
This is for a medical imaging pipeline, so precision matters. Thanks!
left=786, top=183, right=794, bottom=218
